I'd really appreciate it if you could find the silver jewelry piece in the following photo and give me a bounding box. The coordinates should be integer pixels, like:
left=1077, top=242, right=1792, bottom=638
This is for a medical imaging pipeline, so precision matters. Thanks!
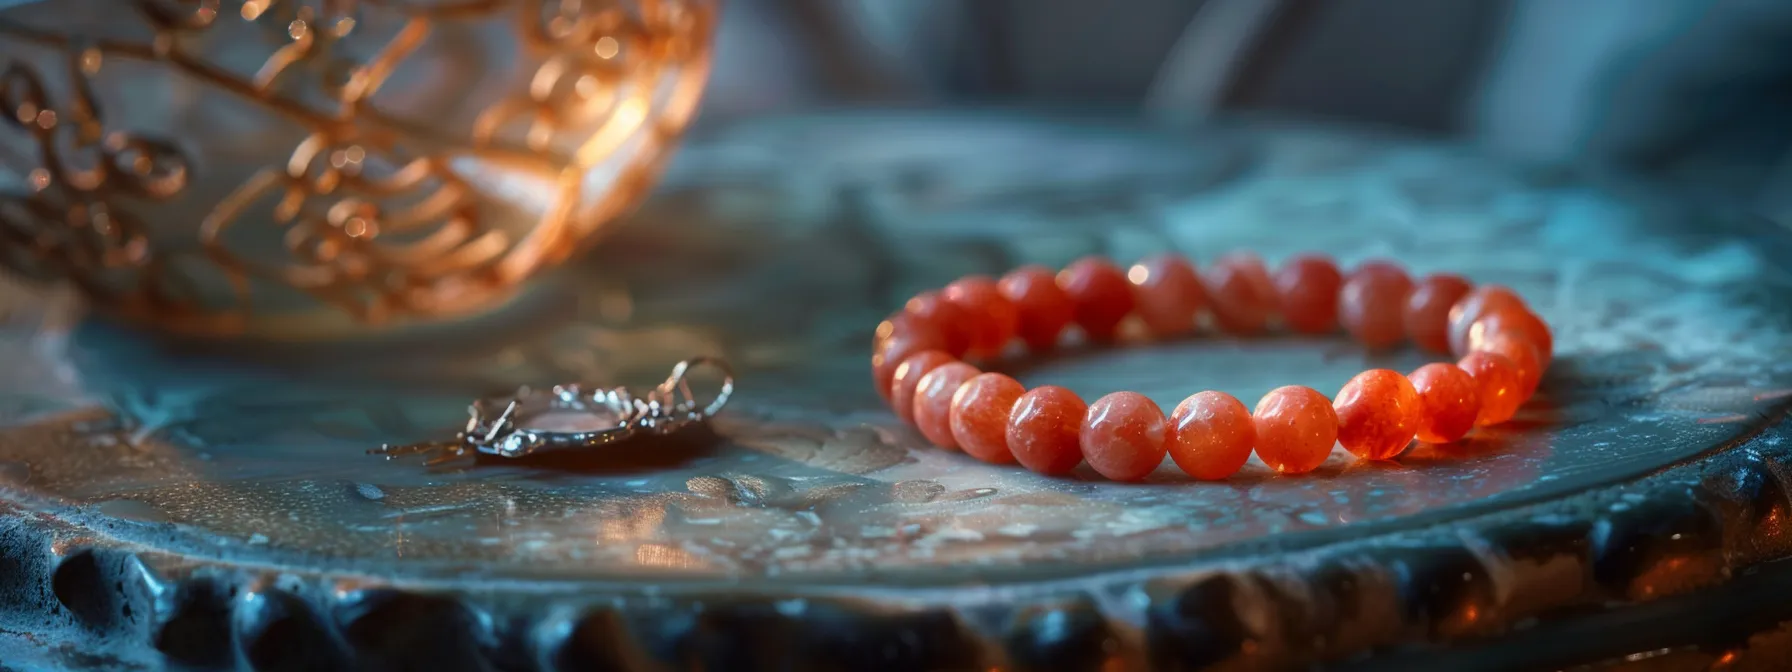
left=372, top=357, right=734, bottom=463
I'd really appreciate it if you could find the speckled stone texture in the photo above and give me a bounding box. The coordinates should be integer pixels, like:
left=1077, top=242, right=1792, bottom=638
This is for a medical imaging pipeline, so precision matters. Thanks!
left=2, top=113, right=1792, bottom=670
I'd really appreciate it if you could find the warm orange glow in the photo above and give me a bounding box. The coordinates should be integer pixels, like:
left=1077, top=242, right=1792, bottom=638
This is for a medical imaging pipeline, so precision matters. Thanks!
left=599, top=506, right=666, bottom=542
left=594, top=36, right=620, bottom=59
left=634, top=543, right=703, bottom=568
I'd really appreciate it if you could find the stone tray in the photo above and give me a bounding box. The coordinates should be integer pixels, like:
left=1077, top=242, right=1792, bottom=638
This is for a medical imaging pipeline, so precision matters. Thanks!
left=2, top=112, right=1791, bottom=671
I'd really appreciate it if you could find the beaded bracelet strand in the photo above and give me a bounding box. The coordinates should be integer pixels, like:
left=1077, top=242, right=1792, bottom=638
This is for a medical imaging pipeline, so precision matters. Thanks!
left=870, top=253, right=1554, bottom=482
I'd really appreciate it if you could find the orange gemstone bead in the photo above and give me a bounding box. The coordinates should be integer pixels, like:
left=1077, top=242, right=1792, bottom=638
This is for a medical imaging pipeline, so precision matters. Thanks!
left=1473, top=332, right=1543, bottom=401
left=999, top=265, right=1076, bottom=352
left=1408, top=362, right=1482, bottom=443
left=912, top=362, right=980, bottom=449
left=1404, top=273, right=1472, bottom=353
left=1457, top=352, right=1522, bottom=426
left=872, top=327, right=948, bottom=401
left=1206, top=253, right=1278, bottom=335
left=1167, top=391, right=1256, bottom=480
left=1447, top=285, right=1526, bottom=355
left=1252, top=386, right=1338, bottom=474
left=889, top=350, right=955, bottom=422
left=1007, top=385, right=1087, bottom=475
left=950, top=373, right=1024, bottom=464
left=944, top=276, right=1019, bottom=359
left=1080, top=392, right=1169, bottom=482
left=1339, top=261, right=1414, bottom=350
left=1333, top=369, right=1421, bottom=461
left=873, top=310, right=934, bottom=351
left=1467, top=307, right=1554, bottom=365
left=1058, top=257, right=1136, bottom=343
left=904, top=291, right=974, bottom=357
left=1128, top=254, right=1207, bottom=337
left=1273, top=254, right=1343, bottom=335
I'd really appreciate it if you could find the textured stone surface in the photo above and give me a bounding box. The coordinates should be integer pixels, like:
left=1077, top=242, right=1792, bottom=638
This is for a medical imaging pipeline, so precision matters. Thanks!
left=1, top=112, right=1792, bottom=669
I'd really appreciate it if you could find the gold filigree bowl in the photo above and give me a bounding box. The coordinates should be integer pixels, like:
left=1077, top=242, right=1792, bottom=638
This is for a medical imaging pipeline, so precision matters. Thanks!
left=0, top=0, right=715, bottom=338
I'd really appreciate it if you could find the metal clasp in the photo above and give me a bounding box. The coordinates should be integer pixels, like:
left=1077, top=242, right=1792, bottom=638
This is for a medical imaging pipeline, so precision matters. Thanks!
left=372, top=357, right=734, bottom=464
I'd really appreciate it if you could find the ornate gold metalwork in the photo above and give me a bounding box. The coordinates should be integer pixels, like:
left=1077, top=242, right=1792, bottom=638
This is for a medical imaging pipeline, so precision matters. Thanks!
left=0, top=0, right=715, bottom=337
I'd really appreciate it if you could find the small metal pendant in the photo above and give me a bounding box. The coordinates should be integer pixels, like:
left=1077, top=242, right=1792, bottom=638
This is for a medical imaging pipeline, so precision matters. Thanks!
left=373, top=357, right=734, bottom=464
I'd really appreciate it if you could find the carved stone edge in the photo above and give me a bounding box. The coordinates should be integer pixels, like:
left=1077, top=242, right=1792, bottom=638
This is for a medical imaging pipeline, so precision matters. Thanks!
left=3, top=411, right=1791, bottom=671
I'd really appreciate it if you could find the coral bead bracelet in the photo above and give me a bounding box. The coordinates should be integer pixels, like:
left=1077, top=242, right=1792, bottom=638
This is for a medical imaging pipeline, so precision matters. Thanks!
left=870, top=253, right=1554, bottom=482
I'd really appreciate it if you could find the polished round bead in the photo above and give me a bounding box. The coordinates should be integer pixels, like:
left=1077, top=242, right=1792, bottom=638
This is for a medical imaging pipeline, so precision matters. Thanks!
left=872, top=327, right=948, bottom=401
left=1333, top=369, right=1421, bottom=461
left=1339, top=260, right=1414, bottom=350
left=999, top=265, right=1076, bottom=352
left=873, top=310, right=935, bottom=351
left=1081, top=391, right=1169, bottom=482
left=1466, top=306, right=1554, bottom=365
left=1404, top=273, right=1472, bottom=353
left=1448, top=285, right=1527, bottom=355
left=950, top=373, right=1025, bottom=464
left=1206, top=253, right=1278, bottom=335
left=1007, top=385, right=1088, bottom=475
left=1472, top=332, right=1543, bottom=401
left=1252, top=386, right=1338, bottom=474
left=1408, top=362, right=1482, bottom=443
left=889, top=350, right=955, bottom=422
left=871, top=312, right=916, bottom=400
left=1128, top=254, right=1207, bottom=337
left=1057, top=257, right=1136, bottom=343
left=903, top=291, right=974, bottom=357
left=944, top=276, right=1019, bottom=359
left=1167, top=391, right=1256, bottom=480
left=912, top=362, right=980, bottom=449
left=1457, top=352, right=1522, bottom=426
left=1273, top=254, right=1344, bottom=335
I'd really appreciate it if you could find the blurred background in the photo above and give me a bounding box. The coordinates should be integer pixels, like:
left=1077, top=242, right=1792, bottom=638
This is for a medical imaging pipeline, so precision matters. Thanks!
left=697, top=0, right=1792, bottom=223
